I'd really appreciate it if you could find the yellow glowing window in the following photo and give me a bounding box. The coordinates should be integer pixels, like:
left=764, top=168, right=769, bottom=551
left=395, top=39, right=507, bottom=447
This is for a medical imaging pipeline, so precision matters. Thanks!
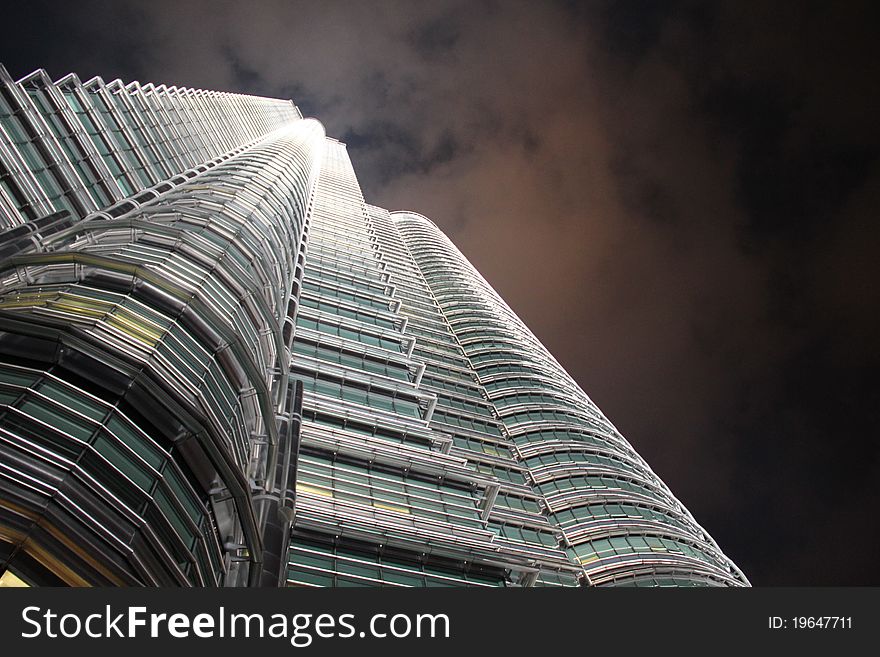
left=373, top=501, right=410, bottom=514
left=0, top=291, right=61, bottom=309
left=106, top=309, right=163, bottom=346
left=51, top=300, right=106, bottom=318
left=0, top=570, right=29, bottom=587
left=54, top=295, right=109, bottom=312
left=296, top=482, right=332, bottom=497
left=0, top=300, right=43, bottom=309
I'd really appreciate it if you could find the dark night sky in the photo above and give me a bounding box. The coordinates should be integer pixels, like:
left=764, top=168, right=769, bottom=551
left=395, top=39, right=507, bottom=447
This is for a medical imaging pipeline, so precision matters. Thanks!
left=2, top=0, right=878, bottom=585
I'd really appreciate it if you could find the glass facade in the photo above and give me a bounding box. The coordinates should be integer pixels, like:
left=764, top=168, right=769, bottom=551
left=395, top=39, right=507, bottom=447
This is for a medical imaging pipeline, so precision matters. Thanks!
left=0, top=65, right=748, bottom=587
left=393, top=213, right=747, bottom=586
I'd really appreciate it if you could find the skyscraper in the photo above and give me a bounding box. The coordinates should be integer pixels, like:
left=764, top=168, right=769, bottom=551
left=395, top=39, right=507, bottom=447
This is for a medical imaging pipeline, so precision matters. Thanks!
left=0, top=65, right=748, bottom=587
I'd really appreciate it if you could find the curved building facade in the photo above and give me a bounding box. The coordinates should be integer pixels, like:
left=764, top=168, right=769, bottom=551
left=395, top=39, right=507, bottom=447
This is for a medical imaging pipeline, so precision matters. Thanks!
left=392, top=212, right=748, bottom=587
left=0, top=65, right=746, bottom=587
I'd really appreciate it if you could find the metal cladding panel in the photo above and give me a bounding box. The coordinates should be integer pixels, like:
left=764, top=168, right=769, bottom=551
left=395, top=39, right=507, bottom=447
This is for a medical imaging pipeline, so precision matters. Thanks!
left=0, top=63, right=312, bottom=586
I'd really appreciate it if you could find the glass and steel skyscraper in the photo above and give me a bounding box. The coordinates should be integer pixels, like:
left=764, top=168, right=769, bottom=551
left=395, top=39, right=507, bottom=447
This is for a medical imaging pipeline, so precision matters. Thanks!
left=0, top=65, right=748, bottom=587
